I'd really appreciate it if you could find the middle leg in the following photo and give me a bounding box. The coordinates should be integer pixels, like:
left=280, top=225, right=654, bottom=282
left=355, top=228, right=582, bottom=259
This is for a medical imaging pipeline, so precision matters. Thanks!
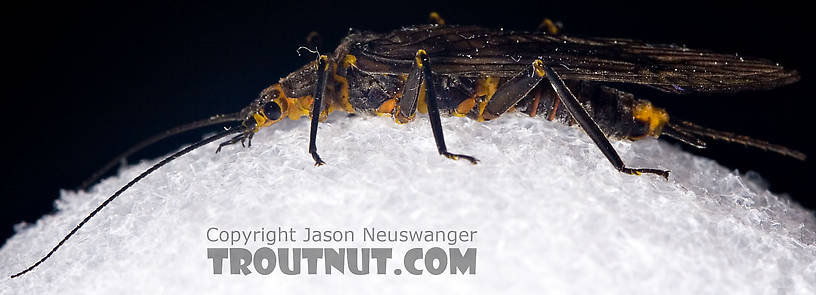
left=396, top=50, right=478, bottom=164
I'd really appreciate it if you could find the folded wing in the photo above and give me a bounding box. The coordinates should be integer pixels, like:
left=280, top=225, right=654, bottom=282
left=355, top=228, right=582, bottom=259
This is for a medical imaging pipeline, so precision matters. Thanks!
left=349, top=25, right=799, bottom=93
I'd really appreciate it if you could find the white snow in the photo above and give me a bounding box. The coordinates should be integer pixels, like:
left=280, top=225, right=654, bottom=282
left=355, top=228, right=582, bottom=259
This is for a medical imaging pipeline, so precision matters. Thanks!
left=1, top=113, right=814, bottom=294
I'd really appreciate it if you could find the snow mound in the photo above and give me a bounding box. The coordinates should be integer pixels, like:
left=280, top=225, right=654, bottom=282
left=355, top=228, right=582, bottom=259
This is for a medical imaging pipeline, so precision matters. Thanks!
left=1, top=114, right=814, bottom=294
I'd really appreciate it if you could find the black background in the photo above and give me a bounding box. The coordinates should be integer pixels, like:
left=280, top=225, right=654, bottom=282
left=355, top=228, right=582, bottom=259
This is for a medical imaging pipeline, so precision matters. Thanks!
left=2, top=1, right=813, bottom=245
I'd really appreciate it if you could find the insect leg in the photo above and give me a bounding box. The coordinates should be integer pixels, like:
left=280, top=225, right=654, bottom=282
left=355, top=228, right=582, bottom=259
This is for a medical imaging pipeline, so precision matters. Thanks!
left=482, top=60, right=546, bottom=121
left=542, top=66, right=670, bottom=179
left=395, top=56, right=422, bottom=123
left=216, top=132, right=251, bottom=153
left=400, top=50, right=478, bottom=164
left=527, top=86, right=542, bottom=117
left=308, top=55, right=331, bottom=166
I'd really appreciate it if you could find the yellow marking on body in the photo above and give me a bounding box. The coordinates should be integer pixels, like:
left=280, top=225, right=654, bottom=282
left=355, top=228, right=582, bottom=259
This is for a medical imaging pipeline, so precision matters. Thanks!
left=390, top=76, right=408, bottom=123
left=475, top=77, right=500, bottom=121
left=286, top=96, right=313, bottom=120
left=417, top=82, right=428, bottom=114
left=532, top=60, right=546, bottom=77
left=415, top=50, right=427, bottom=68
left=318, top=55, right=329, bottom=70
left=286, top=60, right=346, bottom=121
left=429, top=12, right=446, bottom=25
left=257, top=79, right=343, bottom=129
left=454, top=98, right=476, bottom=117
left=251, top=113, right=267, bottom=132
left=342, top=54, right=357, bottom=68
left=298, top=95, right=329, bottom=122
left=259, top=83, right=309, bottom=121
left=377, top=98, right=397, bottom=116
left=331, top=62, right=355, bottom=113
left=633, top=101, right=669, bottom=137
left=250, top=84, right=291, bottom=132
left=333, top=74, right=354, bottom=113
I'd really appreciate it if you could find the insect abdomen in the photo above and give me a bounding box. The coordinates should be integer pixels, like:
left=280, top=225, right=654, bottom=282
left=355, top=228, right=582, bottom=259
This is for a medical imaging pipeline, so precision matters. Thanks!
left=345, top=69, right=478, bottom=116
left=344, top=66, right=658, bottom=141
left=520, top=81, right=657, bottom=140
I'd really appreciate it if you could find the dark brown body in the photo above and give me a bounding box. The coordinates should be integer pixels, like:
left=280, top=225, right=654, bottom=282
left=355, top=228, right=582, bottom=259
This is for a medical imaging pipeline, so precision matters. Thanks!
left=248, top=24, right=799, bottom=155
left=270, top=24, right=801, bottom=141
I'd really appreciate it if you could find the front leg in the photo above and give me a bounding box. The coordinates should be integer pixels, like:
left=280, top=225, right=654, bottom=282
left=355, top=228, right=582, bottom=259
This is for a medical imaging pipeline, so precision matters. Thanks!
left=216, top=131, right=251, bottom=154
left=398, top=50, right=478, bottom=164
left=309, top=55, right=330, bottom=166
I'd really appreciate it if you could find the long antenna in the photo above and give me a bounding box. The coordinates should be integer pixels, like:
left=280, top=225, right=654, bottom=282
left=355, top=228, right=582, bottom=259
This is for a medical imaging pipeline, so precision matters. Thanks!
left=11, top=127, right=244, bottom=278
left=79, top=113, right=243, bottom=190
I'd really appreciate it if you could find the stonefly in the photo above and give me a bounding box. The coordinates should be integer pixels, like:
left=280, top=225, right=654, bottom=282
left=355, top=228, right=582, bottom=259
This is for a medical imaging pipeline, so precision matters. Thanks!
left=11, top=16, right=805, bottom=278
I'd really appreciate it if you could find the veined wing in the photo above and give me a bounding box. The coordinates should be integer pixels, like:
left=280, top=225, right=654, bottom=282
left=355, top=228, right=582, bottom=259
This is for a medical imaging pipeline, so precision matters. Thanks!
left=347, top=25, right=799, bottom=93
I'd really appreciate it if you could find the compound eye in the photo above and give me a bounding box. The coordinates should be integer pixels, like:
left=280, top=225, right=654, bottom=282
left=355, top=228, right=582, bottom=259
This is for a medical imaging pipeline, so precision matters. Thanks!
left=262, top=102, right=282, bottom=121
